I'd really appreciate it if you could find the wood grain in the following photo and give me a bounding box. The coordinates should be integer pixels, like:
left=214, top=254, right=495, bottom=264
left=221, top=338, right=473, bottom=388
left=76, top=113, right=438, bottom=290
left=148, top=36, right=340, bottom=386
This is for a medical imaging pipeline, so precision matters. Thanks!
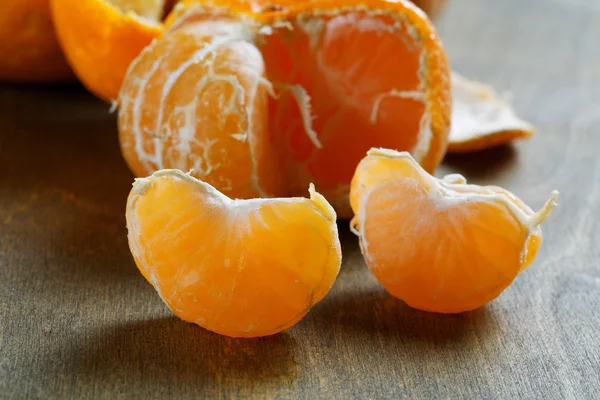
left=1, top=0, right=600, bottom=398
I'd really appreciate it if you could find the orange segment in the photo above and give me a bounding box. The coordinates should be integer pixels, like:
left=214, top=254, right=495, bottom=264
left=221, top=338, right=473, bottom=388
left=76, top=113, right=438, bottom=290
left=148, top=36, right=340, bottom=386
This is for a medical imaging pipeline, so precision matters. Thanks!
left=51, top=0, right=165, bottom=101
left=448, top=72, right=535, bottom=153
left=119, top=0, right=451, bottom=218
left=126, top=169, right=341, bottom=337
left=118, top=20, right=280, bottom=199
left=350, top=148, right=558, bottom=313
left=0, top=0, right=72, bottom=82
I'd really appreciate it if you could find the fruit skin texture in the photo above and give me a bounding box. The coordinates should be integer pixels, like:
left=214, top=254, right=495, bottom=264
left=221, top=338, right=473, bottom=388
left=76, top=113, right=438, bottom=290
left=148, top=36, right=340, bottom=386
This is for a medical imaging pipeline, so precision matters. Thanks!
left=0, top=0, right=72, bottom=82
left=120, top=0, right=451, bottom=218
left=126, top=169, right=342, bottom=338
left=350, top=148, right=557, bottom=313
left=51, top=0, right=164, bottom=101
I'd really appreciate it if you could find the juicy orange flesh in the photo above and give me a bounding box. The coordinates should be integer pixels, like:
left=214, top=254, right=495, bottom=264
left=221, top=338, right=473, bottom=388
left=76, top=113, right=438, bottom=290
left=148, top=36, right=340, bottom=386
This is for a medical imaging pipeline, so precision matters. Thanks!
left=361, top=178, right=531, bottom=313
left=128, top=173, right=340, bottom=337
left=119, top=22, right=281, bottom=199
left=261, top=11, right=426, bottom=198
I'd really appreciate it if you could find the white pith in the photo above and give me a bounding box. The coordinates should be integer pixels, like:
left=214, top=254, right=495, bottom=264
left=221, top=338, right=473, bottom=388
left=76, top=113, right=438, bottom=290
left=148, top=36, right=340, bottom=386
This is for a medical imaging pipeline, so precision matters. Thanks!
left=276, top=83, right=322, bottom=149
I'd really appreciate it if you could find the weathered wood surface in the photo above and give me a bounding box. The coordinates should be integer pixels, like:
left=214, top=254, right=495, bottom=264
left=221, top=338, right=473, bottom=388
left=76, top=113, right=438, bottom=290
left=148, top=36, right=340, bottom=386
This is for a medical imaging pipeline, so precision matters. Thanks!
left=1, top=0, right=599, bottom=398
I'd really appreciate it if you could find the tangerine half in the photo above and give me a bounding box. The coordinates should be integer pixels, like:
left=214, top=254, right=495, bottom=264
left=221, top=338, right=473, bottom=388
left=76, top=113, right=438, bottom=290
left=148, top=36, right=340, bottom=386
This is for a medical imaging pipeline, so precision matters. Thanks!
left=350, top=148, right=558, bottom=313
left=118, top=0, right=451, bottom=218
left=126, top=169, right=341, bottom=337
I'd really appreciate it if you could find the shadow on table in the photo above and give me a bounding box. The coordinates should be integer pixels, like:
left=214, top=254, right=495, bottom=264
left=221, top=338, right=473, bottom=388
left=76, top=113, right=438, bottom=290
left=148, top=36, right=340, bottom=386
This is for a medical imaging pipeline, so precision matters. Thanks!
left=315, top=287, right=495, bottom=345
left=442, top=144, right=518, bottom=183
left=66, top=317, right=297, bottom=396
left=317, top=226, right=498, bottom=345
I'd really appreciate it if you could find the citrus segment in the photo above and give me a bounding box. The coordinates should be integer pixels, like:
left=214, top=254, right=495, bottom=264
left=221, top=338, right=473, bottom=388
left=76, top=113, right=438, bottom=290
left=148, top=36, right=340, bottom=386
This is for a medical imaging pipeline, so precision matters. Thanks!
left=448, top=72, right=535, bottom=153
left=51, top=0, right=165, bottom=101
left=126, top=169, right=341, bottom=337
left=350, top=148, right=558, bottom=313
left=118, top=21, right=280, bottom=199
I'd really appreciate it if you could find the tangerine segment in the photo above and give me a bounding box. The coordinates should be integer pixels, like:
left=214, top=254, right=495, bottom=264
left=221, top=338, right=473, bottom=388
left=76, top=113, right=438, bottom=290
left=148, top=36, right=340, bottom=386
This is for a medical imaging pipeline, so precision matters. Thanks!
left=448, top=72, right=535, bottom=153
left=124, top=0, right=451, bottom=218
left=118, top=21, right=280, bottom=199
left=0, top=0, right=72, bottom=82
left=126, top=169, right=341, bottom=338
left=51, top=0, right=165, bottom=101
left=350, top=148, right=558, bottom=313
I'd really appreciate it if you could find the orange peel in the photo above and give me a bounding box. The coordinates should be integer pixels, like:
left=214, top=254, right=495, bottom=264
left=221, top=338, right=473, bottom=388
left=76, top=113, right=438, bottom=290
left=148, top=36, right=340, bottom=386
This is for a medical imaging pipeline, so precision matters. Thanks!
left=448, top=72, right=535, bottom=153
left=51, top=0, right=165, bottom=101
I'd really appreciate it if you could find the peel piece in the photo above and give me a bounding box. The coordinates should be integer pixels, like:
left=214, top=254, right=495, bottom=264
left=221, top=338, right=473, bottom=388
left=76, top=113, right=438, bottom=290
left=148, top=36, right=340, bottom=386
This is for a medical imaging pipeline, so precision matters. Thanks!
left=448, top=72, right=535, bottom=153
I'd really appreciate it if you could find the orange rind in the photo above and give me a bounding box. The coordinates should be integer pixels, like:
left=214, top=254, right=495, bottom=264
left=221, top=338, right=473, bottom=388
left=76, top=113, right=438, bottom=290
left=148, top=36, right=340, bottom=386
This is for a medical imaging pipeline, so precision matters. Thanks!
left=51, top=0, right=166, bottom=101
left=350, top=148, right=558, bottom=313
left=118, top=0, right=451, bottom=218
left=448, top=72, right=535, bottom=153
left=126, top=169, right=341, bottom=337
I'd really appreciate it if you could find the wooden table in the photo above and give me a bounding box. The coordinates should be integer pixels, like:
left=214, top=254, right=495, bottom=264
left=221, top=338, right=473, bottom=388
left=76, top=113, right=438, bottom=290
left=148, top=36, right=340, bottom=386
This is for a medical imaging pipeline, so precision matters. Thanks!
left=2, top=0, right=599, bottom=398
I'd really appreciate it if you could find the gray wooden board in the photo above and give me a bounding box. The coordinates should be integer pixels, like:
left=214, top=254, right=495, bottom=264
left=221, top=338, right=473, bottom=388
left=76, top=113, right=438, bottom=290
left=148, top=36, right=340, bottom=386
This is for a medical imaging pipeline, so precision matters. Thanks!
left=1, top=0, right=599, bottom=398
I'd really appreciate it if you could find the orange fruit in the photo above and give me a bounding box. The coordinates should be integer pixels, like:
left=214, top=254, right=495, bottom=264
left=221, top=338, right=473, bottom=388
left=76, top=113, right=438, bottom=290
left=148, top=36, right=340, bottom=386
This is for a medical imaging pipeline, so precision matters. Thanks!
left=118, top=0, right=451, bottom=218
left=350, top=148, right=558, bottom=313
left=126, top=169, right=341, bottom=337
left=51, top=0, right=166, bottom=101
left=448, top=72, right=535, bottom=153
left=0, top=0, right=72, bottom=82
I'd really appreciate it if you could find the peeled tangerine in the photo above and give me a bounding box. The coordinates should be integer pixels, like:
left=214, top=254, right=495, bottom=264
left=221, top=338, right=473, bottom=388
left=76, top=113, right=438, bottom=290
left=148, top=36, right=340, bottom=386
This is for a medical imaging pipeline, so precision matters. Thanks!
left=126, top=169, right=341, bottom=337
left=350, top=148, right=558, bottom=313
left=118, top=0, right=451, bottom=218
